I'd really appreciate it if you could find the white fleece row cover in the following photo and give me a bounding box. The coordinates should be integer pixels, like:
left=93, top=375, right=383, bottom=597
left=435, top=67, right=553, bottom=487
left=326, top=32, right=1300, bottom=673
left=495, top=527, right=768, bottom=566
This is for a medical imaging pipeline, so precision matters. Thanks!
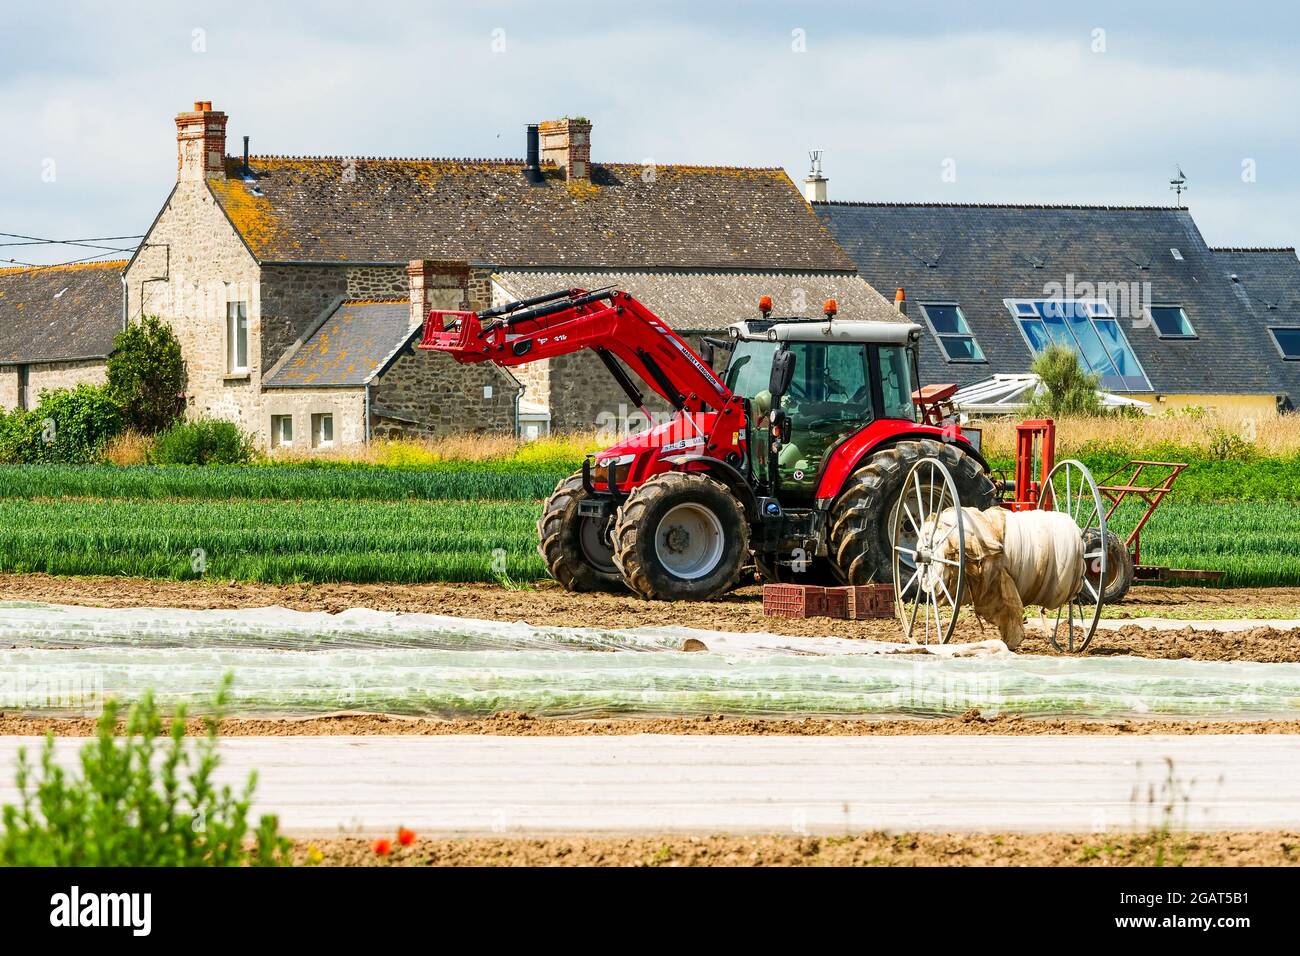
left=2, top=602, right=1298, bottom=720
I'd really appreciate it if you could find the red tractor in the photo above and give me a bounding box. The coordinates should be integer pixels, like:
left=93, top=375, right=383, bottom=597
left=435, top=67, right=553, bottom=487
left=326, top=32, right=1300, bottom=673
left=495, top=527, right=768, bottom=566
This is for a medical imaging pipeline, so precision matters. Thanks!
left=420, top=288, right=996, bottom=601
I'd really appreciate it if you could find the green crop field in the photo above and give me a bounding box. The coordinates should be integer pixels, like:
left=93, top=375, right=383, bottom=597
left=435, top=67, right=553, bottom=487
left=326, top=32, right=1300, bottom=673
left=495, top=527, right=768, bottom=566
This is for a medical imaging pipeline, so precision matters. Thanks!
left=0, top=460, right=1294, bottom=586
left=0, top=462, right=567, bottom=503
left=0, top=497, right=544, bottom=583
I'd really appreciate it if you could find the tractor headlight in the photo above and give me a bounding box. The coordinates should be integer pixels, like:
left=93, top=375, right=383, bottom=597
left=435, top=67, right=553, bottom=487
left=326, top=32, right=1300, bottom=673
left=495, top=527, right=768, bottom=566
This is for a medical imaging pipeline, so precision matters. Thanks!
left=594, top=453, right=636, bottom=486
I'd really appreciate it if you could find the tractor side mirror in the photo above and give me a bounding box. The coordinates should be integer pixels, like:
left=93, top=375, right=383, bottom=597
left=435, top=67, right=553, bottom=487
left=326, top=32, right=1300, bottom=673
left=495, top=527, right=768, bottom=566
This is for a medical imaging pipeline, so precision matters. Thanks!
left=769, top=348, right=795, bottom=398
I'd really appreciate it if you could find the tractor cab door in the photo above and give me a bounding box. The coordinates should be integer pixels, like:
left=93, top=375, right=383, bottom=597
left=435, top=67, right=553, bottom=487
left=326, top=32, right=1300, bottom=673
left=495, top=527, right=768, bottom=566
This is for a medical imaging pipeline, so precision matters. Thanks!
left=773, top=341, right=874, bottom=498
left=723, top=338, right=911, bottom=500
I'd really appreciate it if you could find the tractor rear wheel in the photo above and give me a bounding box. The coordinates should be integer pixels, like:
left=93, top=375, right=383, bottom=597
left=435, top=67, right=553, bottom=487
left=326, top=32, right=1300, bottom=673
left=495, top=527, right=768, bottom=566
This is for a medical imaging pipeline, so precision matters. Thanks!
left=537, top=472, right=625, bottom=592
left=829, top=439, right=995, bottom=585
left=612, top=472, right=749, bottom=601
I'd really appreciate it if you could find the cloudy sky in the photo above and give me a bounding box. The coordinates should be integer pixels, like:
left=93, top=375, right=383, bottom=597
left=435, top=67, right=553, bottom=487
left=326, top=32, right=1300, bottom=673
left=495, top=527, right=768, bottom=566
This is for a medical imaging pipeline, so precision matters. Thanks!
left=3, top=0, right=1297, bottom=265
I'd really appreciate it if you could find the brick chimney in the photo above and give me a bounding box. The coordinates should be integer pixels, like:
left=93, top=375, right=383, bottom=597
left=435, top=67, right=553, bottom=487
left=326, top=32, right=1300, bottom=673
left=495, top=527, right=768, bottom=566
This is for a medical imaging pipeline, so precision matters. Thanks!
left=408, top=260, right=471, bottom=328
left=539, top=118, right=592, bottom=181
left=175, top=100, right=227, bottom=182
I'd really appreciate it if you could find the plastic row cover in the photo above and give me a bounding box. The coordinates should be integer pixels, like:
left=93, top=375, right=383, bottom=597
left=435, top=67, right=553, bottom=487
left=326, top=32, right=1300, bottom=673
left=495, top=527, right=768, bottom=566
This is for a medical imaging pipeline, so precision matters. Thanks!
left=3, top=603, right=1299, bottom=719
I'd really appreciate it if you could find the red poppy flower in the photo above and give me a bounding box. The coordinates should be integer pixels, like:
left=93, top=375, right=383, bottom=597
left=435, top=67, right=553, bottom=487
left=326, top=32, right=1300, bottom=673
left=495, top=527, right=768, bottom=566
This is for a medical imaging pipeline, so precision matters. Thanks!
left=397, top=827, right=417, bottom=847
left=372, top=838, right=392, bottom=856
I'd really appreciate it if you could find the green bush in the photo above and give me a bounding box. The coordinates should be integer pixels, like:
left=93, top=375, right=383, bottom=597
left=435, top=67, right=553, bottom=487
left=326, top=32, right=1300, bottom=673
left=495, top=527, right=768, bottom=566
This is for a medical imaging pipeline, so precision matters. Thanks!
left=107, top=315, right=187, bottom=434
left=152, top=418, right=254, bottom=465
left=0, top=676, right=291, bottom=866
left=0, top=408, right=41, bottom=464
left=1026, top=344, right=1104, bottom=418
left=0, top=385, right=123, bottom=464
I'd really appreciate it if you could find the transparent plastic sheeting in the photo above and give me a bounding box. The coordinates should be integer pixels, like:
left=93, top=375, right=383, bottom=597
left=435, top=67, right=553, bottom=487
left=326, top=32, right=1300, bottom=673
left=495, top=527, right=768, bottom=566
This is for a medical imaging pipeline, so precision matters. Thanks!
left=3, top=602, right=1299, bottom=720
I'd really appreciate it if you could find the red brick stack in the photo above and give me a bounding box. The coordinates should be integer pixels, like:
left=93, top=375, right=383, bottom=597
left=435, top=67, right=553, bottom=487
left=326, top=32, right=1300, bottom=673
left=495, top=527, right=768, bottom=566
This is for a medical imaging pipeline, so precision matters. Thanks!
left=761, top=583, right=894, bottom=620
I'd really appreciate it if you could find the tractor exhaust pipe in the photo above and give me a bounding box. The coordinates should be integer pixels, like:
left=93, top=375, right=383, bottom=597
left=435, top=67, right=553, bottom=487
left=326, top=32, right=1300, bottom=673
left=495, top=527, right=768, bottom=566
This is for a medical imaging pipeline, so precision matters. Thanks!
left=523, top=124, right=543, bottom=184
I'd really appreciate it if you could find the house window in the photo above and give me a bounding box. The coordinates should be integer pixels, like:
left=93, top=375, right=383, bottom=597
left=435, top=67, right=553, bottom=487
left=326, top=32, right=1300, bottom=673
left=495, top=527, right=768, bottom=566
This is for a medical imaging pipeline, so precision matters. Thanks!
left=226, top=300, right=249, bottom=374
left=1269, top=328, right=1300, bottom=360
left=271, top=415, right=293, bottom=448
left=1005, top=298, right=1152, bottom=391
left=918, top=303, right=985, bottom=362
left=312, top=413, right=334, bottom=448
left=1147, top=305, right=1196, bottom=339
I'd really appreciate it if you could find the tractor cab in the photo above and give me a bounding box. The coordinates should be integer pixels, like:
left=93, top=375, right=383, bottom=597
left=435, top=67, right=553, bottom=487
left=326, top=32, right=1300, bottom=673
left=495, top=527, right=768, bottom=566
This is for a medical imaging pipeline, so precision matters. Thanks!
left=720, top=301, right=924, bottom=500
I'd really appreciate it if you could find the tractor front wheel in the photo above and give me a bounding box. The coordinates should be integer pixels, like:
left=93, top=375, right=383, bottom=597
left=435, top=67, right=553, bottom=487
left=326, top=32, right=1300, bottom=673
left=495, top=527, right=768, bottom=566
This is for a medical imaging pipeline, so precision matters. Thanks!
left=537, top=472, right=626, bottom=592
left=829, top=439, right=995, bottom=585
left=612, top=472, right=749, bottom=601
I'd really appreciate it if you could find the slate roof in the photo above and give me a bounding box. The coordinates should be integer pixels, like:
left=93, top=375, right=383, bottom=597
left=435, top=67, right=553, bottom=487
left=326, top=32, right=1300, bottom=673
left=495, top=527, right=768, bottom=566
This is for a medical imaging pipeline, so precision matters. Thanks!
left=492, top=269, right=901, bottom=331
left=208, top=156, right=856, bottom=271
left=814, top=202, right=1293, bottom=398
left=0, top=261, right=125, bottom=364
left=1213, top=248, right=1300, bottom=320
left=264, top=299, right=415, bottom=387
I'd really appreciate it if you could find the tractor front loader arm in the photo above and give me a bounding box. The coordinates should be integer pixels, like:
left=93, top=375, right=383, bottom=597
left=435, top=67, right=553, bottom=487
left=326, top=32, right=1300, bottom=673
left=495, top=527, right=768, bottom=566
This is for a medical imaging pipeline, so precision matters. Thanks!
left=418, top=288, right=735, bottom=419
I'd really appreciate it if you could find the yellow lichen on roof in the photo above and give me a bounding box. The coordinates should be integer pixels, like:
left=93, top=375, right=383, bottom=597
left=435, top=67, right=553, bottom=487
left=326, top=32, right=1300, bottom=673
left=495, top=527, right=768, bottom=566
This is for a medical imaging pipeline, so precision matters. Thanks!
left=603, top=163, right=788, bottom=181
left=0, top=259, right=128, bottom=277
left=565, top=178, right=600, bottom=201
left=210, top=168, right=282, bottom=257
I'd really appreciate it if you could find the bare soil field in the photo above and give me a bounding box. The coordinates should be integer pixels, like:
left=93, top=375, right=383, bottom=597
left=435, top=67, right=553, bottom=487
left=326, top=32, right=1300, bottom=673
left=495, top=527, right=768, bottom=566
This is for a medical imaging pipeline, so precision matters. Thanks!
left=6, top=711, right=1300, bottom=738
left=3, top=573, right=1299, bottom=662
left=299, top=830, right=1300, bottom=867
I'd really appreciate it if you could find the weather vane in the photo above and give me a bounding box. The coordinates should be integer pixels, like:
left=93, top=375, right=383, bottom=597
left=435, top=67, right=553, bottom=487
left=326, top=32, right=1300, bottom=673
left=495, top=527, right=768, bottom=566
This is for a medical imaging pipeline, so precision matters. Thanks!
left=1169, top=165, right=1188, bottom=207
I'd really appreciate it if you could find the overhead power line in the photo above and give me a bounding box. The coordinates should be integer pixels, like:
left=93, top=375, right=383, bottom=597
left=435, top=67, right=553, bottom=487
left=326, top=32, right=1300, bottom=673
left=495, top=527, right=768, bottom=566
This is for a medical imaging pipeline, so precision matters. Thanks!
left=1, top=248, right=135, bottom=272
left=0, top=232, right=145, bottom=255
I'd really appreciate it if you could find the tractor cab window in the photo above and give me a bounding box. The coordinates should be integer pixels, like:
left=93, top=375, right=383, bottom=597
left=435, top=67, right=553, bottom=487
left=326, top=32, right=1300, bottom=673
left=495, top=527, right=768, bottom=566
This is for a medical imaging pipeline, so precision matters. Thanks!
left=878, top=346, right=916, bottom=421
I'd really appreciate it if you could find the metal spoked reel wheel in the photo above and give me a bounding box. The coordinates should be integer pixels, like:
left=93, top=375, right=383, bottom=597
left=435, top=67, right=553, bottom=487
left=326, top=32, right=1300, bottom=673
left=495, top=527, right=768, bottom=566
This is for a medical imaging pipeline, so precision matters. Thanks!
left=1041, top=458, right=1107, bottom=653
left=891, top=457, right=966, bottom=645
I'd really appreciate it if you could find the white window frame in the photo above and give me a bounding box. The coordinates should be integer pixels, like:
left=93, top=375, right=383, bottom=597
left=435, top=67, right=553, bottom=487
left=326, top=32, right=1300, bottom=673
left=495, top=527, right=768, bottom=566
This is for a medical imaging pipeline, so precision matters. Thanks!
left=1268, top=327, right=1300, bottom=361
left=1146, top=304, right=1197, bottom=340
left=226, top=300, right=249, bottom=374
left=917, top=302, right=986, bottom=364
left=271, top=415, right=293, bottom=448
left=311, top=412, right=335, bottom=448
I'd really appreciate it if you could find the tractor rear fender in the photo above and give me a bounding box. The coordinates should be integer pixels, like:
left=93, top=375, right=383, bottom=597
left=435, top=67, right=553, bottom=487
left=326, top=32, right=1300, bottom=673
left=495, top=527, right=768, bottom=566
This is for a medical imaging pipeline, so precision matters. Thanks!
left=660, top=454, right=759, bottom=520
left=813, top=420, right=990, bottom=505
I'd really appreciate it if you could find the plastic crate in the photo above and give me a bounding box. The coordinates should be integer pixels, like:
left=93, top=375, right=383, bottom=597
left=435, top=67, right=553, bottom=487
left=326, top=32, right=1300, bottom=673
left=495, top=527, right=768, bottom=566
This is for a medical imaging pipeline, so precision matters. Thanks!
left=832, top=584, right=895, bottom=620
left=761, top=584, right=828, bottom=619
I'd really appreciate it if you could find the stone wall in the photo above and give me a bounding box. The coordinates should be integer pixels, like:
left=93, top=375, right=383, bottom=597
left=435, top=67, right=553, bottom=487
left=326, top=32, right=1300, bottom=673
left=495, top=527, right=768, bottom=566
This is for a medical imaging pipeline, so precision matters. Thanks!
left=369, top=345, right=519, bottom=438
left=0, top=368, right=16, bottom=410
left=28, top=361, right=109, bottom=404
left=124, top=179, right=262, bottom=437
left=0, top=361, right=110, bottom=412
left=261, top=388, right=368, bottom=451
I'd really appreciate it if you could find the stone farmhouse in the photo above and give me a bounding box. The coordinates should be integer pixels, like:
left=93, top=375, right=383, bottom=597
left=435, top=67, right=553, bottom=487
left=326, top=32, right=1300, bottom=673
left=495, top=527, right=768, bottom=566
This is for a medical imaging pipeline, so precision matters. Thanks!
left=123, top=102, right=898, bottom=449
left=0, top=260, right=125, bottom=412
